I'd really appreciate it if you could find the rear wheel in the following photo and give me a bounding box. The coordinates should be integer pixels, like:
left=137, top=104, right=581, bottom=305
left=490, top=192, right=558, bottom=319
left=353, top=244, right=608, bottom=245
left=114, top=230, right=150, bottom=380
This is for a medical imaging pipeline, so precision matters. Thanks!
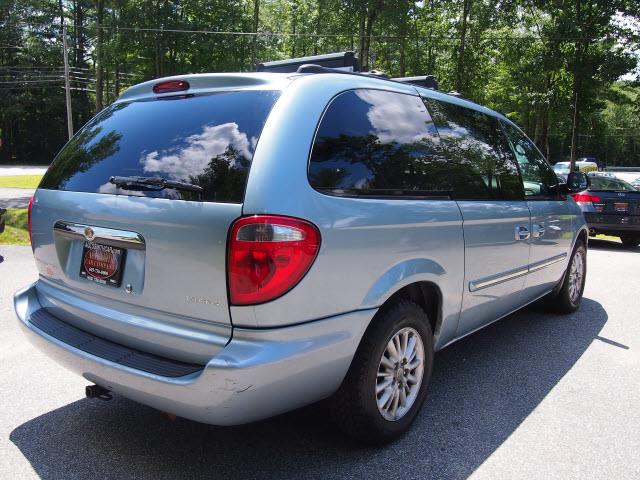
left=620, top=234, right=640, bottom=249
left=546, top=242, right=587, bottom=314
left=330, top=300, right=434, bottom=444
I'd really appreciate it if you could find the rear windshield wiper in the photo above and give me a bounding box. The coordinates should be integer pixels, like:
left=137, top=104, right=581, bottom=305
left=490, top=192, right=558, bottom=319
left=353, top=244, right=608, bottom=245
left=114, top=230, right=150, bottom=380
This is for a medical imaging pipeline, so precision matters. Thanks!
left=109, top=176, right=203, bottom=193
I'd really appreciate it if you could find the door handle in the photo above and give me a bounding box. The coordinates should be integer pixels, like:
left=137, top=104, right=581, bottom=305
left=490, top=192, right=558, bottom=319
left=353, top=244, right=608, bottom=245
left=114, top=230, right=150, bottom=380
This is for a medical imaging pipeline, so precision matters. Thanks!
left=533, top=224, right=545, bottom=238
left=515, top=225, right=530, bottom=241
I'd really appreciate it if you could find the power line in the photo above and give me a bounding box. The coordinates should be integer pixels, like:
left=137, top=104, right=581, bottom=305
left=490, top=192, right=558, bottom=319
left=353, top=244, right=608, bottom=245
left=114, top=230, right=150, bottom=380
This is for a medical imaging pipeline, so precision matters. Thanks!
left=0, top=79, right=63, bottom=84
left=8, top=20, right=611, bottom=42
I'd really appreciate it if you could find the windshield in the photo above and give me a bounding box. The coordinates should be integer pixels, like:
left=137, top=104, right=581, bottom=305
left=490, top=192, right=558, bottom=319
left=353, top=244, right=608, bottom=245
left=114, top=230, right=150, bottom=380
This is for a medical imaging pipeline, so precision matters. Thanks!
left=554, top=163, right=569, bottom=171
left=40, top=90, right=281, bottom=203
left=588, top=175, right=637, bottom=192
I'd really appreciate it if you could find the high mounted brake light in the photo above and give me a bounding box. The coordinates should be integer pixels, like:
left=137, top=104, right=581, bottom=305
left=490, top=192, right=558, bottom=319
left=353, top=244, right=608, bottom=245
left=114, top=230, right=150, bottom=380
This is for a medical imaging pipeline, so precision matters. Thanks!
left=228, top=215, right=321, bottom=305
left=153, top=79, right=190, bottom=94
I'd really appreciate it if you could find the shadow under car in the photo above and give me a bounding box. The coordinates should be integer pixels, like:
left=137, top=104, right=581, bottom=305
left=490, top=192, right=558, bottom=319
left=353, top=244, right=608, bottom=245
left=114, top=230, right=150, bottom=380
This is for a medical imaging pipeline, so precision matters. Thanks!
left=11, top=298, right=608, bottom=480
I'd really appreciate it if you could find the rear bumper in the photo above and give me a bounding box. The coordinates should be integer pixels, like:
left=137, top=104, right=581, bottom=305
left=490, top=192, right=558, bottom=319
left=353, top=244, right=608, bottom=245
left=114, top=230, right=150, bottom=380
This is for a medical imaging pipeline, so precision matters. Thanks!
left=14, top=281, right=374, bottom=425
left=584, top=213, right=640, bottom=236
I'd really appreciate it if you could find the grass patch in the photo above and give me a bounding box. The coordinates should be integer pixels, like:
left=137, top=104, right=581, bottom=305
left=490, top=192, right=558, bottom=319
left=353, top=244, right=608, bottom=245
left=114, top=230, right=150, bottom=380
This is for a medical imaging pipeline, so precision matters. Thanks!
left=0, top=175, right=42, bottom=189
left=0, top=208, right=30, bottom=245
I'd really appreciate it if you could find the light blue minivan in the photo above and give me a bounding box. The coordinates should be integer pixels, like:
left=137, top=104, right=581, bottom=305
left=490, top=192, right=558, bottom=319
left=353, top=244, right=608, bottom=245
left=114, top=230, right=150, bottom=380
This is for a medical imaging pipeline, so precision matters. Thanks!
left=15, top=56, right=590, bottom=443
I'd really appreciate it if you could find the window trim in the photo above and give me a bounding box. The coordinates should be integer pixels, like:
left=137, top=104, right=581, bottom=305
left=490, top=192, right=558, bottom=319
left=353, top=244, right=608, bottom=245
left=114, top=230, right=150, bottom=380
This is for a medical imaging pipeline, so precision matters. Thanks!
left=307, top=88, right=454, bottom=201
left=421, top=96, right=525, bottom=202
left=499, top=120, right=563, bottom=202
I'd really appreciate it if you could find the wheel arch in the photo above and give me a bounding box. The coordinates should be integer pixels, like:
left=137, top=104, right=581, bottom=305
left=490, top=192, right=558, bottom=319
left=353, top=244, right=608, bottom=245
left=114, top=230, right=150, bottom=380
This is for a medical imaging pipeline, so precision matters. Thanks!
left=384, top=282, right=442, bottom=342
left=360, top=259, right=447, bottom=346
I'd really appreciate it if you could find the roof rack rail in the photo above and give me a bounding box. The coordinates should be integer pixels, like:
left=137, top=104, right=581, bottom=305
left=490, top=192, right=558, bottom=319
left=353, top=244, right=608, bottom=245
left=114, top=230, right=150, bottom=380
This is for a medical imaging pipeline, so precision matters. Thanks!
left=296, top=64, right=389, bottom=79
left=257, top=51, right=441, bottom=91
left=391, top=75, right=438, bottom=90
left=257, top=51, right=359, bottom=73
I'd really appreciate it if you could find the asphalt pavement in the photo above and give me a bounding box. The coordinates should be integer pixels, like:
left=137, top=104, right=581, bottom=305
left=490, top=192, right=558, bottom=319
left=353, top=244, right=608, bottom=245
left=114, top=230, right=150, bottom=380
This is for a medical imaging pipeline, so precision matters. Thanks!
left=1, top=241, right=639, bottom=479
left=0, top=188, right=35, bottom=209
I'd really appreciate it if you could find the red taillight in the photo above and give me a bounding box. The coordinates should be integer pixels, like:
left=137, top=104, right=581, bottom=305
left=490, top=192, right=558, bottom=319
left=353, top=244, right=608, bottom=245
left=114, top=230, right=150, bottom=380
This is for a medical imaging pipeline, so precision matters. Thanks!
left=152, top=79, right=190, bottom=94
left=573, top=193, right=604, bottom=212
left=572, top=193, right=601, bottom=203
left=27, top=196, right=34, bottom=246
left=228, top=215, right=321, bottom=305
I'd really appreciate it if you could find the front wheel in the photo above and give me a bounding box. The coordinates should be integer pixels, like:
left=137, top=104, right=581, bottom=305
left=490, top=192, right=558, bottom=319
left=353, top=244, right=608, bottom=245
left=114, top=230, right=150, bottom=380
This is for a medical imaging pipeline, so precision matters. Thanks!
left=330, top=300, right=434, bottom=444
left=547, top=242, right=587, bottom=314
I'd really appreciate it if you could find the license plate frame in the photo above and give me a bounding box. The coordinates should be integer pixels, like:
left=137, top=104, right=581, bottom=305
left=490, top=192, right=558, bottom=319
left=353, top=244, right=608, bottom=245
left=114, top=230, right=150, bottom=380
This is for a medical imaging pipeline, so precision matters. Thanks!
left=79, top=241, right=126, bottom=288
left=614, top=202, right=629, bottom=212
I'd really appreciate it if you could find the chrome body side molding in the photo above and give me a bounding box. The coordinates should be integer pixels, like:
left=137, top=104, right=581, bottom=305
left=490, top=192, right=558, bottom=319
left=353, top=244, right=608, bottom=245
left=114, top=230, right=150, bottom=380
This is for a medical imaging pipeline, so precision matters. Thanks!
left=528, top=253, right=567, bottom=272
left=469, top=252, right=567, bottom=292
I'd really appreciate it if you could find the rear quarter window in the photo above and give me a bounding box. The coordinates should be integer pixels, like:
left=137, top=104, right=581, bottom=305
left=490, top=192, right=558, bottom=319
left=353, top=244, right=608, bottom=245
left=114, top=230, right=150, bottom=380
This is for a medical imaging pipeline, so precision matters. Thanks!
left=308, top=89, right=452, bottom=198
left=423, top=98, right=524, bottom=201
left=40, top=90, right=280, bottom=203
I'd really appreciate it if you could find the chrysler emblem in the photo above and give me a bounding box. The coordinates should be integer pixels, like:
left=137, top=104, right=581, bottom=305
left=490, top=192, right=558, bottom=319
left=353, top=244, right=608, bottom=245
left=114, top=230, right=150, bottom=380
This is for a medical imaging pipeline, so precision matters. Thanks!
left=84, top=226, right=96, bottom=241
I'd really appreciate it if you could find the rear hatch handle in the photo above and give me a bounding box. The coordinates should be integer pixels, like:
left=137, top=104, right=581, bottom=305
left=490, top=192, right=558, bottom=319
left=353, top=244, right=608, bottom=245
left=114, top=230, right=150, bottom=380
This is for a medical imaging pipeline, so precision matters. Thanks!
left=54, top=221, right=146, bottom=251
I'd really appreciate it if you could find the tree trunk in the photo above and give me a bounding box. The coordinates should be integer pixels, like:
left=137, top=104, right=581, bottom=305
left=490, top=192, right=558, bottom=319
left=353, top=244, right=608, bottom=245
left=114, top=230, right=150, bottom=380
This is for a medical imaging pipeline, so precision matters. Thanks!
left=74, top=1, right=86, bottom=67
left=398, top=3, right=409, bottom=76
left=358, top=10, right=366, bottom=67
left=314, top=0, right=323, bottom=56
left=251, top=0, right=259, bottom=67
left=425, top=0, right=436, bottom=74
left=291, top=2, right=297, bottom=58
left=362, top=7, right=379, bottom=71
left=114, top=62, right=120, bottom=98
left=455, top=0, right=472, bottom=93
left=570, top=81, right=580, bottom=167
left=569, top=0, right=582, bottom=170
left=413, top=7, right=421, bottom=73
left=58, top=0, right=64, bottom=30
left=95, top=0, right=104, bottom=112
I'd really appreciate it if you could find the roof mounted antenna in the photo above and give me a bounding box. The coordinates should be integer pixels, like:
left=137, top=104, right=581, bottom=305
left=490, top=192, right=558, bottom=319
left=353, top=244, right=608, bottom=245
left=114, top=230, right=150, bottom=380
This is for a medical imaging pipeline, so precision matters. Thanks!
left=257, top=51, right=360, bottom=73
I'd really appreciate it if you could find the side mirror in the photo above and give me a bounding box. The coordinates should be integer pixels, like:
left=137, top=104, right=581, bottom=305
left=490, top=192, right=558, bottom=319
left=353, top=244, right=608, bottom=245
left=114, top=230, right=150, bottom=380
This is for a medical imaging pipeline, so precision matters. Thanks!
left=566, top=171, right=589, bottom=193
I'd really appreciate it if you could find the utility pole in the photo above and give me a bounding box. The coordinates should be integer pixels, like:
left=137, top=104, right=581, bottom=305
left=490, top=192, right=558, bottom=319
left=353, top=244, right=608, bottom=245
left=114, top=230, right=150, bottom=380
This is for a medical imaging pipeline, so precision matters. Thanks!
left=569, top=89, right=578, bottom=172
left=62, top=25, right=74, bottom=140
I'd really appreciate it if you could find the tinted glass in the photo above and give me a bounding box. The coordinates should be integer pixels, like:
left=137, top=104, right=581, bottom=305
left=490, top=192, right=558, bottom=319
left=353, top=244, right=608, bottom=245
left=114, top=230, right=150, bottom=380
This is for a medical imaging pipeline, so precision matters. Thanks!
left=309, top=89, right=451, bottom=197
left=40, top=90, right=280, bottom=203
left=501, top=121, right=560, bottom=199
left=423, top=98, right=524, bottom=200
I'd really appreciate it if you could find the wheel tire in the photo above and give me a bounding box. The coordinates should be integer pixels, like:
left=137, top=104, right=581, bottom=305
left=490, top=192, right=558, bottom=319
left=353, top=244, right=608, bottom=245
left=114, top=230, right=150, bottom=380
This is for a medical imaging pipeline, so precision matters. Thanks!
left=547, top=242, right=587, bottom=314
left=330, top=300, right=434, bottom=444
left=620, top=235, right=640, bottom=249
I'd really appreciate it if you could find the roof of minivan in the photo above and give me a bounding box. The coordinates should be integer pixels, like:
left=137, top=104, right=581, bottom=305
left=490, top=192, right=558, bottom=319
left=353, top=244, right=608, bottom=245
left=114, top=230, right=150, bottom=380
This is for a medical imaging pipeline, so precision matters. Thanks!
left=117, top=72, right=293, bottom=102
left=117, top=71, right=512, bottom=125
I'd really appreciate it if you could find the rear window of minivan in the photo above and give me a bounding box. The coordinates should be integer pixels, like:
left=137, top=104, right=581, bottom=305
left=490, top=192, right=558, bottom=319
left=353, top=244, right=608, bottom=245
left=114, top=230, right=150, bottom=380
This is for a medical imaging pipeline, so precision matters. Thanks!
left=40, top=90, right=280, bottom=203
